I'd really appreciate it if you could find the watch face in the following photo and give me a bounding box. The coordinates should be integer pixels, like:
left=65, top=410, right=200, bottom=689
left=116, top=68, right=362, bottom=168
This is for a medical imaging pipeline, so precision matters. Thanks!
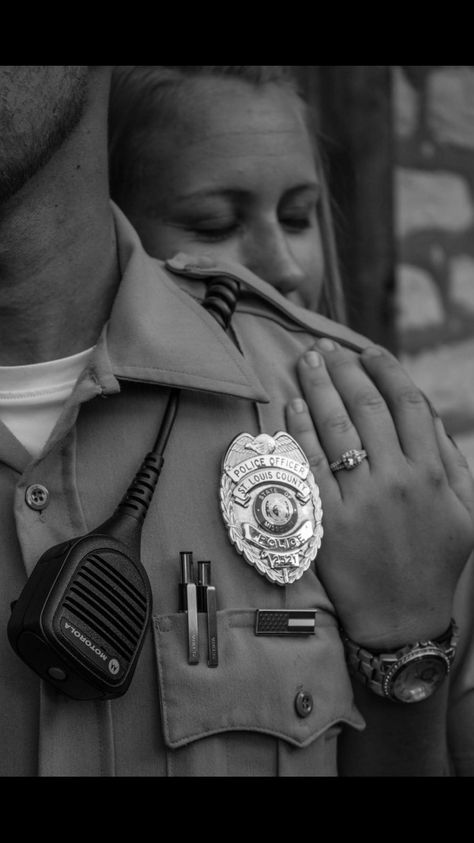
left=386, top=651, right=449, bottom=703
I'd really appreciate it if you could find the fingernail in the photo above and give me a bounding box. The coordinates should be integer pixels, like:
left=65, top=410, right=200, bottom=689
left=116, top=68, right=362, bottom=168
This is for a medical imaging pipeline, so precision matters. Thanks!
left=291, top=398, right=306, bottom=414
left=317, top=338, right=337, bottom=352
left=166, top=252, right=191, bottom=270
left=363, top=346, right=383, bottom=357
left=305, top=351, right=322, bottom=368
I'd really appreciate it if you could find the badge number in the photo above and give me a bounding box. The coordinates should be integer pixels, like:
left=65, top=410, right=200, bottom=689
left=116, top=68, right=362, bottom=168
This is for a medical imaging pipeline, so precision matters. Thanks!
left=220, top=432, right=323, bottom=586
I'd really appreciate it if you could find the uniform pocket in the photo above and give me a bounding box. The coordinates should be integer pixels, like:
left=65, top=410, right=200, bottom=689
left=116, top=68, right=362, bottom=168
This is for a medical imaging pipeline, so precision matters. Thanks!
left=153, top=608, right=364, bottom=763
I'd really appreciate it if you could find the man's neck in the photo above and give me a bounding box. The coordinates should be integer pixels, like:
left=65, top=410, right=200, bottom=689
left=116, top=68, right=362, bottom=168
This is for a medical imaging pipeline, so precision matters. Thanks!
left=0, top=77, right=120, bottom=366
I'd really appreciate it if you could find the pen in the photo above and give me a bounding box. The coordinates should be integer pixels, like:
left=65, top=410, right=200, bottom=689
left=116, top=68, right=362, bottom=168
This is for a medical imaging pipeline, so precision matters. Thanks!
left=179, top=552, right=199, bottom=665
left=198, top=561, right=218, bottom=668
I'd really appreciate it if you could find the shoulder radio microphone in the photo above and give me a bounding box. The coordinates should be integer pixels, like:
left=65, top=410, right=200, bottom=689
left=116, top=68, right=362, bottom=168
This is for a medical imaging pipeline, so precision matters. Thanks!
left=7, top=274, right=240, bottom=701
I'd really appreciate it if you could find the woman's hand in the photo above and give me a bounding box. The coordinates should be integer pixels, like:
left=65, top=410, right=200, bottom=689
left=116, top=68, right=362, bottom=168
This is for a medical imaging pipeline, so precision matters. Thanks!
left=286, top=339, right=474, bottom=650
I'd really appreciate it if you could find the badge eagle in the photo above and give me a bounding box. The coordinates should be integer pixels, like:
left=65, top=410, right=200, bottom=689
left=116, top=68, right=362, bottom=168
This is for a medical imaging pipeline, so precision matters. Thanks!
left=220, top=432, right=323, bottom=586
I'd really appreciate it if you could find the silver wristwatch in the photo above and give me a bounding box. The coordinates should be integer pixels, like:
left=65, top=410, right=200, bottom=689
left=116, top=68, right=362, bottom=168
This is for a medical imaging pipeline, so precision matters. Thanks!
left=341, top=621, right=459, bottom=704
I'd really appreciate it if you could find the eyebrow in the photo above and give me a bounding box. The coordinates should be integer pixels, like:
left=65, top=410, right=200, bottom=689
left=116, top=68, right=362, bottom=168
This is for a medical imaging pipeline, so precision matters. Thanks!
left=174, top=188, right=244, bottom=204
left=175, top=183, right=321, bottom=204
left=283, top=183, right=321, bottom=201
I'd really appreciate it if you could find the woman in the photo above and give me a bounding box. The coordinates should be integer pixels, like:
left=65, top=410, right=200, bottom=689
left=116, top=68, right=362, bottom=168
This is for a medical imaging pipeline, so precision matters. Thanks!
left=107, top=65, right=474, bottom=775
left=108, top=65, right=346, bottom=320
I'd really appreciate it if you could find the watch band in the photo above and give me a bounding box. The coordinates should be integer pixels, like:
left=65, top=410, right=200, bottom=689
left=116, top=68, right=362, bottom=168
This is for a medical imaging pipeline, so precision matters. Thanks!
left=341, top=620, right=459, bottom=700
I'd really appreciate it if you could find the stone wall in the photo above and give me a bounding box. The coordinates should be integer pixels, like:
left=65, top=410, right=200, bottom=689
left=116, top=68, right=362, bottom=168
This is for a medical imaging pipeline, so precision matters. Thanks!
left=394, top=66, right=474, bottom=469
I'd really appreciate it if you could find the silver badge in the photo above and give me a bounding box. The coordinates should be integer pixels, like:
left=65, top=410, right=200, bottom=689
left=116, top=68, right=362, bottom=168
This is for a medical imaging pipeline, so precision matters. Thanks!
left=220, top=432, right=323, bottom=586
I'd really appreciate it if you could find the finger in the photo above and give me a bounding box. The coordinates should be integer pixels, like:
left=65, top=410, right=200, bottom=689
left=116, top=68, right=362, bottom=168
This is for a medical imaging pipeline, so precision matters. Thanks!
left=360, top=346, right=441, bottom=463
left=166, top=252, right=216, bottom=270
left=286, top=397, right=342, bottom=503
left=313, top=339, right=402, bottom=466
left=434, top=417, right=474, bottom=518
left=296, top=348, right=366, bottom=467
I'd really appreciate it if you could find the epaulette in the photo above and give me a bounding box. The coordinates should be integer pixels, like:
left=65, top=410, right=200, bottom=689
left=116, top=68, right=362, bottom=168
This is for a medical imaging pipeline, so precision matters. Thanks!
left=164, top=255, right=371, bottom=355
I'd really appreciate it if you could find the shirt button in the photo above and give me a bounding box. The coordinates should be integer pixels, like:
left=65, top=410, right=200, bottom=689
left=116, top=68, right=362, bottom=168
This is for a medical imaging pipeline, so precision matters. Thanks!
left=25, top=484, right=50, bottom=511
left=295, top=690, right=314, bottom=718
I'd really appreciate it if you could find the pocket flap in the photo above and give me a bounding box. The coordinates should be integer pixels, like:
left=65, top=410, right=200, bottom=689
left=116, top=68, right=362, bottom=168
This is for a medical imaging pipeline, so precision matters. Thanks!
left=154, top=609, right=364, bottom=749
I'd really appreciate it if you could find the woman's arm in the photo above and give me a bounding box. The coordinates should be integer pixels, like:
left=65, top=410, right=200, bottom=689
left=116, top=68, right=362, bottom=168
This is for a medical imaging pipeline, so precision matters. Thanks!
left=286, top=340, right=474, bottom=776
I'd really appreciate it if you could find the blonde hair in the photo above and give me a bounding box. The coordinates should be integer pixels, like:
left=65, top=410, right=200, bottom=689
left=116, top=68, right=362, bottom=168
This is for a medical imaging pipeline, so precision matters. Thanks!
left=108, top=65, right=347, bottom=322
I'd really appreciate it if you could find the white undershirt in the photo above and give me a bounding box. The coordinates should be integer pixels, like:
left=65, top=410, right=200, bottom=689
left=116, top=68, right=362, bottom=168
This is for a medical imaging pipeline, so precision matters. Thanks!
left=0, top=347, right=95, bottom=458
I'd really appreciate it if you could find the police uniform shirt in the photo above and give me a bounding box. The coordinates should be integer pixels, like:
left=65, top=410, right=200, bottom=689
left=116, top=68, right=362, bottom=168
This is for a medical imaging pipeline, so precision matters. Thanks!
left=0, top=204, right=472, bottom=777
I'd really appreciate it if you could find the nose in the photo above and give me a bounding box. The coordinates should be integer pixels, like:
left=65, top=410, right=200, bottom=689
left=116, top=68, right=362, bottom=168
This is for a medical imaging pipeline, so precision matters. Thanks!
left=245, top=228, right=308, bottom=300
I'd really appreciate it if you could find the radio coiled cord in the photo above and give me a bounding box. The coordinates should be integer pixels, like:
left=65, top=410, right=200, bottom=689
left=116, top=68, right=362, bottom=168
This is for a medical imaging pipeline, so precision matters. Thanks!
left=201, top=276, right=241, bottom=331
left=113, top=275, right=241, bottom=537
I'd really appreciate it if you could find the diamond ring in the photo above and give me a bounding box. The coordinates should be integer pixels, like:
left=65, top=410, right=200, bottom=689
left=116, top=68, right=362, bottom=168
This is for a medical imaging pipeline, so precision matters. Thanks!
left=329, top=449, right=368, bottom=473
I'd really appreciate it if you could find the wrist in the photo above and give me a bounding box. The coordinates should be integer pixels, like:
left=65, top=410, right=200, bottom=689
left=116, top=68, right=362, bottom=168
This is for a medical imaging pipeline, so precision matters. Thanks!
left=340, top=620, right=459, bottom=704
left=341, top=613, right=454, bottom=653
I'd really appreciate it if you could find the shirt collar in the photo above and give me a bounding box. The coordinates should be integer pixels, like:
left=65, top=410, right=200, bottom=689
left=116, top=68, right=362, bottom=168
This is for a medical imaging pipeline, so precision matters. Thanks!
left=91, top=205, right=269, bottom=403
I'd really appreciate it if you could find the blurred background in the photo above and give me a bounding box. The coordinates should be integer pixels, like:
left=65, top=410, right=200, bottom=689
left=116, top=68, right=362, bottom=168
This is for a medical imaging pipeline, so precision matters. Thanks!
left=295, top=66, right=474, bottom=470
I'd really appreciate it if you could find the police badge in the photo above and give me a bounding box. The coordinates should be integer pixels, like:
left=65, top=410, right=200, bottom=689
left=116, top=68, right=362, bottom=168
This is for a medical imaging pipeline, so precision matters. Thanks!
left=220, top=432, right=323, bottom=586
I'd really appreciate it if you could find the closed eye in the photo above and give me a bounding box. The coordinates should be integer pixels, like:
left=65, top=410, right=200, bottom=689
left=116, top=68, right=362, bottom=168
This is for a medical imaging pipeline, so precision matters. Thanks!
left=187, top=222, right=240, bottom=242
left=280, top=215, right=313, bottom=232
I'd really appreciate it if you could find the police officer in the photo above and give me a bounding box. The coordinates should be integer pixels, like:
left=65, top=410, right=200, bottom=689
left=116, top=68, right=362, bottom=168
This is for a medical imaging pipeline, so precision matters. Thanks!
left=0, top=66, right=473, bottom=777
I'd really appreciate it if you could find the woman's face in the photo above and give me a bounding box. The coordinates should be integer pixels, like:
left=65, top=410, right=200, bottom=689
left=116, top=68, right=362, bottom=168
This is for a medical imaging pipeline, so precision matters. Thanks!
left=124, top=77, right=325, bottom=310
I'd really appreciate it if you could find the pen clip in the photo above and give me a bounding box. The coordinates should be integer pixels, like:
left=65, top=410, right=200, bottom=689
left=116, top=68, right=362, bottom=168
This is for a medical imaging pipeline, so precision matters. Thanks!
left=179, top=552, right=199, bottom=665
left=185, top=583, right=199, bottom=665
left=205, top=584, right=218, bottom=668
